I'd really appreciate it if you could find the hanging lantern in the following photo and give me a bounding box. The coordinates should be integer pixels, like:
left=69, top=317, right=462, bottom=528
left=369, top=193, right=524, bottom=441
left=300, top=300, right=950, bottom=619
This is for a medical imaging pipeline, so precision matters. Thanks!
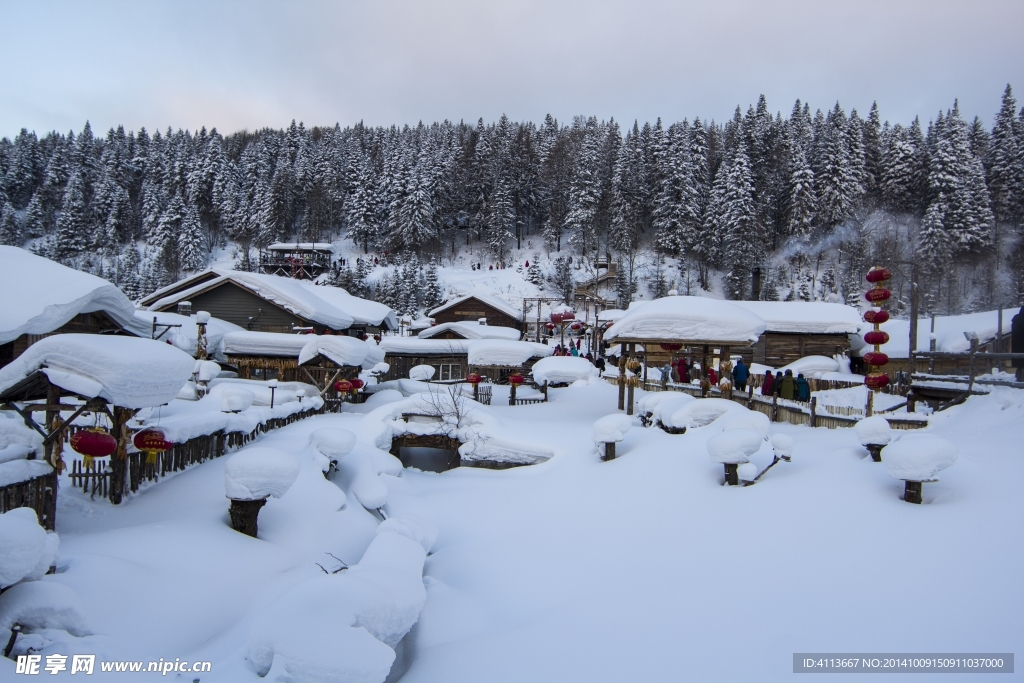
left=509, top=373, right=525, bottom=385
left=865, top=373, right=890, bottom=390
left=561, top=311, right=575, bottom=322
left=334, top=379, right=353, bottom=393
left=864, top=287, right=891, bottom=303
left=70, top=428, right=117, bottom=468
left=350, top=378, right=365, bottom=391
left=863, top=330, right=889, bottom=346
left=569, top=321, right=582, bottom=333
left=550, top=312, right=564, bottom=325
left=133, top=429, right=171, bottom=465
left=862, top=351, right=889, bottom=367
left=863, top=309, right=890, bottom=324
left=660, top=343, right=682, bottom=352
left=545, top=322, right=556, bottom=332
left=865, top=267, right=892, bottom=283
left=466, top=372, right=482, bottom=385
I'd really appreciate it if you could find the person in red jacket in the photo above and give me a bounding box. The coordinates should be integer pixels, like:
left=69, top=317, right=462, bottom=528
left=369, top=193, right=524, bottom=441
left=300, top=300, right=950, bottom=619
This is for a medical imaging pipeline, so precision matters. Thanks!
left=761, top=370, right=774, bottom=395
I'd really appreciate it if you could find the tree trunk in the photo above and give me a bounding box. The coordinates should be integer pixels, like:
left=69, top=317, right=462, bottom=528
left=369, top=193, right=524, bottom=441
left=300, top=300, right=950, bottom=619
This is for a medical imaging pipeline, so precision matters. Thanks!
left=723, top=463, right=739, bottom=486
left=602, top=442, right=616, bottom=461
left=904, top=480, right=922, bottom=504
left=229, top=497, right=267, bottom=537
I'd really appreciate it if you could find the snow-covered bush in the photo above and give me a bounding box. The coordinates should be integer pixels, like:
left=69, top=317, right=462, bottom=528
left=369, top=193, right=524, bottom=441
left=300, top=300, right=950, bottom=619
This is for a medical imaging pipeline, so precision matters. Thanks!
left=409, top=364, right=436, bottom=381
left=309, top=428, right=357, bottom=475
left=247, top=515, right=436, bottom=682
left=0, top=508, right=58, bottom=589
left=338, top=449, right=389, bottom=510
left=882, top=435, right=958, bottom=482
left=855, top=415, right=893, bottom=446
left=718, top=409, right=771, bottom=439
left=225, top=447, right=301, bottom=501
left=771, top=434, right=794, bottom=461
left=0, top=581, right=90, bottom=646
left=737, top=462, right=759, bottom=482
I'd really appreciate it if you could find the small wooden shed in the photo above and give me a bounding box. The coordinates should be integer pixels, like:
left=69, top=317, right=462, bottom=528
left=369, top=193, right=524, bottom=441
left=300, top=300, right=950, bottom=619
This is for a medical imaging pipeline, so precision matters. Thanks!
left=429, top=294, right=524, bottom=331
left=379, top=338, right=471, bottom=382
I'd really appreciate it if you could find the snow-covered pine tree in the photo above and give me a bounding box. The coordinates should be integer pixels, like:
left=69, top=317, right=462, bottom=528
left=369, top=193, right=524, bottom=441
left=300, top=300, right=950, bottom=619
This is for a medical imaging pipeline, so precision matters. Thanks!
left=718, top=142, right=759, bottom=299
left=424, top=261, right=442, bottom=310
left=118, top=244, right=142, bottom=301
left=553, top=256, right=575, bottom=304
left=178, top=205, right=206, bottom=272
left=786, top=143, right=816, bottom=241
left=987, top=85, right=1020, bottom=227
left=54, top=171, right=90, bottom=262
left=0, top=202, right=20, bottom=245
left=526, top=259, right=543, bottom=287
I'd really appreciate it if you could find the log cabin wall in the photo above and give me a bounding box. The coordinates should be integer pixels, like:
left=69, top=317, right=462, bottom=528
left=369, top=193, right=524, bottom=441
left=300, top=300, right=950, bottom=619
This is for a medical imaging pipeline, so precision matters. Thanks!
left=739, top=332, right=851, bottom=367
left=432, top=298, right=521, bottom=331
left=382, top=353, right=469, bottom=381
left=157, top=282, right=313, bottom=332
left=1, top=311, right=129, bottom=370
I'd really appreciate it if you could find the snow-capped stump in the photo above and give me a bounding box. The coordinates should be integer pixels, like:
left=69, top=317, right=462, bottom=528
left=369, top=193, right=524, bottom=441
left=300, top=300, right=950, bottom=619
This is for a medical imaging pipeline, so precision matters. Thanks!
left=718, top=409, right=771, bottom=439
left=882, top=435, right=958, bottom=504
left=707, top=428, right=763, bottom=486
left=308, top=428, right=357, bottom=476
left=737, top=462, right=759, bottom=483
left=0, top=508, right=58, bottom=589
left=771, top=434, right=794, bottom=462
left=409, top=364, right=436, bottom=381
left=855, top=415, right=893, bottom=462
left=224, top=447, right=301, bottom=537
left=592, top=414, right=632, bottom=461
left=0, top=580, right=90, bottom=650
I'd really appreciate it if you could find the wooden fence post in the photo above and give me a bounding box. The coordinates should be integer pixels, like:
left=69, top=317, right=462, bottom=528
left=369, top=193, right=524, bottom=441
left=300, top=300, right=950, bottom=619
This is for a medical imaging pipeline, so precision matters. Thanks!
left=771, top=395, right=779, bottom=422
left=810, top=396, right=817, bottom=428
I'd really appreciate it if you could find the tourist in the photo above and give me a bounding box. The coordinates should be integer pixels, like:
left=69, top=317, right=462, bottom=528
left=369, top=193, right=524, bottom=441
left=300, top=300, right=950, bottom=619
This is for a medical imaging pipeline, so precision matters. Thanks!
left=732, top=358, right=749, bottom=391
left=779, top=369, right=795, bottom=400
left=796, top=373, right=811, bottom=402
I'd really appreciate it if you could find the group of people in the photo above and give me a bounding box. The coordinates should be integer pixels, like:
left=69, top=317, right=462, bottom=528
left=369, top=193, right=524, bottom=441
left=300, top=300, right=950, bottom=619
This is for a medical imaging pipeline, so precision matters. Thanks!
left=658, top=356, right=755, bottom=390
left=552, top=341, right=590, bottom=359
left=760, top=368, right=811, bottom=401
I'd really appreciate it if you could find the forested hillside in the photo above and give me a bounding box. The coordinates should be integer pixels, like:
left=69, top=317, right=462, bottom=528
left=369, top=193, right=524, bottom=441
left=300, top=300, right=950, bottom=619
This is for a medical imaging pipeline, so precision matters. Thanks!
left=1, top=86, right=1022, bottom=314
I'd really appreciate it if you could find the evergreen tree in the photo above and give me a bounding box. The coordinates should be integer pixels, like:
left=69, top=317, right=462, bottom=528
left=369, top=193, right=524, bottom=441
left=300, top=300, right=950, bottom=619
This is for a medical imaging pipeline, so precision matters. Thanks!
left=988, top=84, right=1020, bottom=226
left=54, top=171, right=90, bottom=261
left=178, top=205, right=205, bottom=271
left=552, top=256, right=575, bottom=303
left=786, top=144, right=817, bottom=240
left=526, top=259, right=543, bottom=286
left=0, top=202, right=19, bottom=245
left=424, top=261, right=442, bottom=310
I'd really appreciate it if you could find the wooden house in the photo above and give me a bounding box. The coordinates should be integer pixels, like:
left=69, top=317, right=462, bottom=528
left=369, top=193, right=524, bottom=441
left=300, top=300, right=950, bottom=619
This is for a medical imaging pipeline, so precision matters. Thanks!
left=0, top=247, right=138, bottom=370
left=140, top=268, right=397, bottom=336
left=378, top=338, right=470, bottom=382
left=418, top=320, right=521, bottom=341
left=258, top=242, right=334, bottom=280
left=466, top=340, right=554, bottom=384
left=429, top=294, right=523, bottom=331
left=729, top=301, right=861, bottom=367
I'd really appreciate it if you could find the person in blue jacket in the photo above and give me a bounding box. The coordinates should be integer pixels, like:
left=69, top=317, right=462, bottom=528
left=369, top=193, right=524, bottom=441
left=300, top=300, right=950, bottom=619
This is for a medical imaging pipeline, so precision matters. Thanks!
left=732, top=358, right=750, bottom=391
left=795, top=373, right=811, bottom=402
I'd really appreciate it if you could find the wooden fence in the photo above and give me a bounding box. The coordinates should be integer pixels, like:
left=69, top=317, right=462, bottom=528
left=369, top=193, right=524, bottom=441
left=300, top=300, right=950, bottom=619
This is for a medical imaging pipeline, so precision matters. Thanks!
left=0, top=470, right=58, bottom=530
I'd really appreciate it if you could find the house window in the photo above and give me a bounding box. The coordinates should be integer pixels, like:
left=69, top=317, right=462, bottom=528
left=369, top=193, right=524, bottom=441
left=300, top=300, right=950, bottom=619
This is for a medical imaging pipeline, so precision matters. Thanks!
left=251, top=367, right=280, bottom=381
left=437, top=364, right=464, bottom=381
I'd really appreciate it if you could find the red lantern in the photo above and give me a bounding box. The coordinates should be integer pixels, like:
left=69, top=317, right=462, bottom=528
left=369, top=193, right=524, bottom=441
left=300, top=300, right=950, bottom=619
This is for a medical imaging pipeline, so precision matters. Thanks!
left=133, top=429, right=171, bottom=465
left=561, top=311, right=575, bottom=322
left=864, top=288, right=891, bottom=303
left=863, top=330, right=890, bottom=346
left=509, top=373, right=525, bottom=385
left=350, top=378, right=365, bottom=390
left=70, top=428, right=117, bottom=467
left=863, top=351, right=889, bottom=367
left=865, top=373, right=890, bottom=390
left=660, top=343, right=682, bottom=352
left=334, top=379, right=353, bottom=393
left=865, top=268, right=892, bottom=284
left=466, top=372, right=482, bottom=385
left=545, top=322, right=555, bottom=331
left=569, top=321, right=582, bottom=332
left=863, top=309, right=890, bottom=324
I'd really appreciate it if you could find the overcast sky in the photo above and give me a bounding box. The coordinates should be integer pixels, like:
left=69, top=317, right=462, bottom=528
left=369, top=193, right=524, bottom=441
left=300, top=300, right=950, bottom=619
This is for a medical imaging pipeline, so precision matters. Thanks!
left=2, top=0, right=1022, bottom=139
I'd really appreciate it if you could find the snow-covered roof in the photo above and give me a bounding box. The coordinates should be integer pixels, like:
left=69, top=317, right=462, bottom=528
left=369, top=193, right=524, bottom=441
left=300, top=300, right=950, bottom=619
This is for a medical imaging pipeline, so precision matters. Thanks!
left=0, top=334, right=195, bottom=408
left=604, top=296, right=766, bottom=344
left=265, top=242, right=334, bottom=251
left=729, top=301, right=862, bottom=334
left=223, top=331, right=315, bottom=357
left=597, top=309, right=627, bottom=323
left=298, top=335, right=385, bottom=369
left=145, top=268, right=397, bottom=331
left=0, top=246, right=138, bottom=345
left=429, top=293, right=523, bottom=321
left=418, top=321, right=521, bottom=341
left=531, top=356, right=598, bottom=384
left=467, top=340, right=553, bottom=366
left=123, top=310, right=243, bottom=359
left=851, top=307, right=1019, bottom=358
left=379, top=338, right=472, bottom=356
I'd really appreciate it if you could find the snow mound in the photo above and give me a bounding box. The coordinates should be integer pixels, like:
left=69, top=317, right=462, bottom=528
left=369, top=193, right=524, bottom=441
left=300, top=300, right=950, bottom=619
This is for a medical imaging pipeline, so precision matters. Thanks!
left=0, top=413, right=43, bottom=461
left=0, top=246, right=137, bottom=346
left=338, top=449, right=388, bottom=510
left=309, top=428, right=357, bottom=459
left=0, top=508, right=51, bottom=588
left=0, top=459, right=53, bottom=488
left=882, top=435, right=958, bottom=481
left=363, top=389, right=405, bottom=407
left=730, top=300, right=862, bottom=334
left=0, top=334, right=195, bottom=408
left=409, top=364, right=436, bottom=381
left=224, top=447, right=301, bottom=500
left=771, top=434, right=794, bottom=458
left=223, top=331, right=314, bottom=358
left=662, top=398, right=744, bottom=431
left=0, top=580, right=89, bottom=637
left=248, top=519, right=431, bottom=681
left=376, top=514, right=438, bottom=553
left=855, top=415, right=893, bottom=446
left=707, top=428, right=764, bottom=464
left=779, top=355, right=840, bottom=378
left=459, top=436, right=554, bottom=466
left=737, top=462, right=759, bottom=482
left=418, top=321, right=521, bottom=340
left=195, top=359, right=221, bottom=383
left=592, top=414, right=632, bottom=444
left=467, top=340, right=552, bottom=366
left=605, top=295, right=766, bottom=344
left=717, top=410, right=771, bottom=439
left=299, top=335, right=384, bottom=369
left=531, top=357, right=598, bottom=385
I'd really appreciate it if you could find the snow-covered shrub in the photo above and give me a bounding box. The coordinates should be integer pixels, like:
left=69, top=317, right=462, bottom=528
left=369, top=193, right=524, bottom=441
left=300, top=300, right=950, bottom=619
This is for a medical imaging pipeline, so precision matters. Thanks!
left=737, top=462, right=759, bottom=482
left=718, top=409, right=771, bottom=438
left=771, top=434, right=794, bottom=460
left=409, top=364, right=436, bottom=381
left=338, top=449, right=388, bottom=510
left=882, top=435, right=958, bottom=482
left=0, top=508, right=58, bottom=589
left=707, top=429, right=763, bottom=465
left=309, top=428, right=357, bottom=459
left=224, top=447, right=301, bottom=501
left=0, top=581, right=90, bottom=643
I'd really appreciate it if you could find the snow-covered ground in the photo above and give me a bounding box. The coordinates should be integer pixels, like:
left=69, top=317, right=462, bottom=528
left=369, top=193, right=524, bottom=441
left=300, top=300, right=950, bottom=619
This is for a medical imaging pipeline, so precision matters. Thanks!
left=3, top=380, right=1022, bottom=681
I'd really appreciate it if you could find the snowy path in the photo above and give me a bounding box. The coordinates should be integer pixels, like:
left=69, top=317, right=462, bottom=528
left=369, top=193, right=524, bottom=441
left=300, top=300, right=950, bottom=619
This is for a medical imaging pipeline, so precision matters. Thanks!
left=25, top=385, right=1024, bottom=681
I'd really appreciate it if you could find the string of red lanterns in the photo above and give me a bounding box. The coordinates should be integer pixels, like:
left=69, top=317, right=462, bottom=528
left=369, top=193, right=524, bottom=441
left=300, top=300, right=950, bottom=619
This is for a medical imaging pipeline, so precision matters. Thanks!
left=863, top=266, right=892, bottom=391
